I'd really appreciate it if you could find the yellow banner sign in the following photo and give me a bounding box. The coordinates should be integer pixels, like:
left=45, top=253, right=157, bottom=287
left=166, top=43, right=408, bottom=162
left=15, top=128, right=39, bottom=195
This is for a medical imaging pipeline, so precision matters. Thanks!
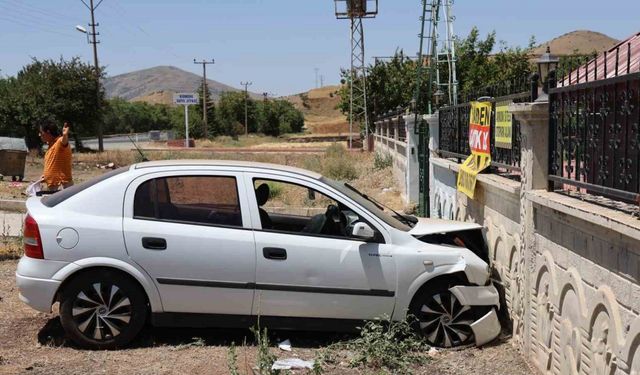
left=495, top=101, right=512, bottom=149
left=457, top=154, right=492, bottom=199
left=457, top=101, right=492, bottom=199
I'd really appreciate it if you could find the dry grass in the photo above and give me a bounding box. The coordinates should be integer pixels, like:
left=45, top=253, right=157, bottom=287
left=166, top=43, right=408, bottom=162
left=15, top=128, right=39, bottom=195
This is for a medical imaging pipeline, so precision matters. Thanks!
left=0, top=219, right=21, bottom=260
left=194, top=135, right=282, bottom=149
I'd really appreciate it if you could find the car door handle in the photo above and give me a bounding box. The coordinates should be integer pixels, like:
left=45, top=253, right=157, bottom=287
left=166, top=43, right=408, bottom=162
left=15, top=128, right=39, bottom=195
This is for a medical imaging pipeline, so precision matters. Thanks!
left=263, top=247, right=287, bottom=260
left=142, top=237, right=167, bottom=250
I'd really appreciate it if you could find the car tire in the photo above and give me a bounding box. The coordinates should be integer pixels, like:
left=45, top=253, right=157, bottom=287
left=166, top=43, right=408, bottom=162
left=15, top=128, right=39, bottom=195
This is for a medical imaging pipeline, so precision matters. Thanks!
left=59, top=270, right=147, bottom=349
left=410, top=282, right=487, bottom=348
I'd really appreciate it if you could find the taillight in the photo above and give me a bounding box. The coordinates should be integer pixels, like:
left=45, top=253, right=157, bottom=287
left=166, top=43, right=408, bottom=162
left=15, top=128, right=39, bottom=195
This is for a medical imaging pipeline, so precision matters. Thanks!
left=23, top=214, right=44, bottom=259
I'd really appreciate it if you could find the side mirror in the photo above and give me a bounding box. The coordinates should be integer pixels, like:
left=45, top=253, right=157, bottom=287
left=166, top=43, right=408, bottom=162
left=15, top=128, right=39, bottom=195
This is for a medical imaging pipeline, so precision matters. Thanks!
left=351, top=222, right=375, bottom=240
left=307, top=189, right=316, bottom=200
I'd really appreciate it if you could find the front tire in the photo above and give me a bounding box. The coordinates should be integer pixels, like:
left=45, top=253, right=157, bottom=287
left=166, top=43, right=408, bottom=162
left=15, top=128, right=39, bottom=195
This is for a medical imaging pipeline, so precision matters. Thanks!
left=59, top=270, right=147, bottom=349
left=410, top=283, right=480, bottom=348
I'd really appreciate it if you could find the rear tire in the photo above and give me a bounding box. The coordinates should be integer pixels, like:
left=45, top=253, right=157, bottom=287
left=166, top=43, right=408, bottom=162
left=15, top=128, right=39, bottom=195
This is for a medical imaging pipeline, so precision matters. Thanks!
left=410, top=282, right=486, bottom=348
left=59, top=270, right=147, bottom=349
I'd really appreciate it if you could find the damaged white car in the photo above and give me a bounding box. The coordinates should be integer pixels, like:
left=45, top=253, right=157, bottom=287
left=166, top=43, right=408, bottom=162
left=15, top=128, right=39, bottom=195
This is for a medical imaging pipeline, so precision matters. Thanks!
left=16, top=160, right=501, bottom=349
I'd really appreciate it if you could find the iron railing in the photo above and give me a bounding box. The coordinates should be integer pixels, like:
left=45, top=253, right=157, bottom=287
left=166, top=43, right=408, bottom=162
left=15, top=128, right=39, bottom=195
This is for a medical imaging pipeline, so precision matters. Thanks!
left=549, top=70, right=640, bottom=204
left=437, top=76, right=538, bottom=173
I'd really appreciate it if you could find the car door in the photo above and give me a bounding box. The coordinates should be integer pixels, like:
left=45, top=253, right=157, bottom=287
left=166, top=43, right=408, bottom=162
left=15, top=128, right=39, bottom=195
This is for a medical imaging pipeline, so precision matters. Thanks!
left=123, top=170, right=256, bottom=315
left=244, top=173, right=397, bottom=321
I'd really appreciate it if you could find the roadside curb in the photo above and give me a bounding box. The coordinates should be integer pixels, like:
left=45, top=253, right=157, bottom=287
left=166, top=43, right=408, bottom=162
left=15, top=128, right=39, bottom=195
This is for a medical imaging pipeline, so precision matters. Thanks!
left=0, top=199, right=26, bottom=213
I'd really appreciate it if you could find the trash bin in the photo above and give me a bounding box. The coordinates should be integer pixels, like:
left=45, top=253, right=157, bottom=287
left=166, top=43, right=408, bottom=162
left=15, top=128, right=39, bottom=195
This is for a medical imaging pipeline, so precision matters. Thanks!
left=0, top=137, right=28, bottom=181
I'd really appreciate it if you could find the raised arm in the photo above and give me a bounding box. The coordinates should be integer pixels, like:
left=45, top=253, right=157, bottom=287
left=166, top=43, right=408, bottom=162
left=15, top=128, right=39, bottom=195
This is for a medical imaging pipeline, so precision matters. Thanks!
left=61, top=122, right=70, bottom=146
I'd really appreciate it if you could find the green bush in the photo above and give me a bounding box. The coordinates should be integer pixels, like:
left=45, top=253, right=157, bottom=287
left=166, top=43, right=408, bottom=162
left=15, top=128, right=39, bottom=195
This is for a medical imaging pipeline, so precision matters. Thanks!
left=346, top=317, right=428, bottom=373
left=324, top=143, right=347, bottom=158
left=266, top=181, right=283, bottom=200
left=321, top=143, right=358, bottom=181
left=373, top=152, right=393, bottom=170
left=322, top=157, right=358, bottom=181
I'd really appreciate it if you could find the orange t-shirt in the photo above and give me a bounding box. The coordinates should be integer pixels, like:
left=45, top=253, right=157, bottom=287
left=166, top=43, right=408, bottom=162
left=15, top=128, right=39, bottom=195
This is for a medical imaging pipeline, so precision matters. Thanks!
left=43, top=137, right=73, bottom=187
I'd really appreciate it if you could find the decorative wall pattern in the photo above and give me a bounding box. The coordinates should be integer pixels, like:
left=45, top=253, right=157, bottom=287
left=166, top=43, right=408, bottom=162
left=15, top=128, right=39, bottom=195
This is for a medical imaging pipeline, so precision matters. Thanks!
left=431, top=159, right=640, bottom=375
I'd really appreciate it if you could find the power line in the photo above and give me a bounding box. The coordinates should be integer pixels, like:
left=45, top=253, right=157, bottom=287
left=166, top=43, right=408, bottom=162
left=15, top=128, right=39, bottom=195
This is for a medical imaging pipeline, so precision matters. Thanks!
left=240, top=81, right=253, bottom=135
left=0, top=14, right=75, bottom=38
left=0, top=0, right=78, bottom=24
left=79, top=0, right=105, bottom=152
left=194, top=59, right=215, bottom=138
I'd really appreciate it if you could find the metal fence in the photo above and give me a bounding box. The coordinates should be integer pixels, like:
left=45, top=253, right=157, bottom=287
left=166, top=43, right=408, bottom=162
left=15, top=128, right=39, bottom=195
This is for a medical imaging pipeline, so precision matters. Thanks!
left=549, top=70, right=640, bottom=203
left=437, top=77, right=538, bottom=174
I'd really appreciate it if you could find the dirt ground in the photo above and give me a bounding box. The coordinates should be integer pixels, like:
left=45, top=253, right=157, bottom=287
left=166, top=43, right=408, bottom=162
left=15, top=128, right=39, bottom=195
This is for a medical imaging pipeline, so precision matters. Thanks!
left=0, top=260, right=535, bottom=375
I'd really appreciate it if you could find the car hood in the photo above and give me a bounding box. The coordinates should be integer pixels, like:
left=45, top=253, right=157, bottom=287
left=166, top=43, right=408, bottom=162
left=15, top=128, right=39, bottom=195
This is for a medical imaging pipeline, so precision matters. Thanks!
left=408, top=217, right=482, bottom=236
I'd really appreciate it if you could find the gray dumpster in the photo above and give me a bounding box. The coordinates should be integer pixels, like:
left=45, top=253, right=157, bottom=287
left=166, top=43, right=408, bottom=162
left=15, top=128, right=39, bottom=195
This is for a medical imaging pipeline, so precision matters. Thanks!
left=0, top=137, right=28, bottom=181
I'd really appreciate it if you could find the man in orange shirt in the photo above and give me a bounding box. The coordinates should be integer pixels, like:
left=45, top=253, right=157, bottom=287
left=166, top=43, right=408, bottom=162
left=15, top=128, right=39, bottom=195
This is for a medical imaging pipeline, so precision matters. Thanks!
left=39, top=121, right=73, bottom=190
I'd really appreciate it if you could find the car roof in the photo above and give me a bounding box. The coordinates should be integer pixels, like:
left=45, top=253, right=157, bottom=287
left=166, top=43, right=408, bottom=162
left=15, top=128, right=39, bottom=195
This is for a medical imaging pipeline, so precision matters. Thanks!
left=132, top=159, right=323, bottom=179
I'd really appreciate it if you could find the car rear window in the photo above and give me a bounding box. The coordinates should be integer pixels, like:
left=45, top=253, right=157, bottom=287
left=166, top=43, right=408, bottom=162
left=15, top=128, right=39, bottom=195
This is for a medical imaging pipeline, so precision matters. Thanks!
left=41, top=167, right=129, bottom=207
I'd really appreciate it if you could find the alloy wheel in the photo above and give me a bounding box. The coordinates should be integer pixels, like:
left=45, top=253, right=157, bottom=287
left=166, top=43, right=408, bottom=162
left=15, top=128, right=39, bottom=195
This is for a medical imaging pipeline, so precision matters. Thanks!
left=71, top=283, right=132, bottom=340
left=417, top=291, right=474, bottom=347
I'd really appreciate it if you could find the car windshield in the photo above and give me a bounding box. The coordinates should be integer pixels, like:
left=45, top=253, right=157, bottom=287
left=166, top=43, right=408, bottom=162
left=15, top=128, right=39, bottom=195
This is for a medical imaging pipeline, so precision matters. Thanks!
left=321, top=177, right=412, bottom=232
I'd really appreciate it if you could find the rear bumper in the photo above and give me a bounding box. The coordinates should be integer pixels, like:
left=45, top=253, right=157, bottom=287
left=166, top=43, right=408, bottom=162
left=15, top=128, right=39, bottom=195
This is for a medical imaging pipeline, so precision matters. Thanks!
left=15, top=273, right=60, bottom=313
left=449, top=284, right=501, bottom=346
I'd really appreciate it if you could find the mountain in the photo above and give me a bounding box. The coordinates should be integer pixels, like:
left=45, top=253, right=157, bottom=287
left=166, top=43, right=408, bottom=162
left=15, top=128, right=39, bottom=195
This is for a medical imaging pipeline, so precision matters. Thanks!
left=531, top=30, right=618, bottom=56
left=103, top=65, right=259, bottom=103
left=283, top=85, right=349, bottom=134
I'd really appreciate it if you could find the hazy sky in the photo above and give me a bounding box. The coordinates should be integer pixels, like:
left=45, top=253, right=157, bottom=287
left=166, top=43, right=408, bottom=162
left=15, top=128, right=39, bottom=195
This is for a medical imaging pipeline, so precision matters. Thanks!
left=0, top=0, right=638, bottom=96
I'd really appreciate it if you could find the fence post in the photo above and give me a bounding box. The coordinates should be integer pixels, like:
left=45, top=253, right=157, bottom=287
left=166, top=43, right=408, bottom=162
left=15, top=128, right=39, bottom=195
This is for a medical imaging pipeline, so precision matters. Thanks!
left=425, top=113, right=439, bottom=217
left=509, top=98, right=550, bottom=356
left=403, top=113, right=421, bottom=208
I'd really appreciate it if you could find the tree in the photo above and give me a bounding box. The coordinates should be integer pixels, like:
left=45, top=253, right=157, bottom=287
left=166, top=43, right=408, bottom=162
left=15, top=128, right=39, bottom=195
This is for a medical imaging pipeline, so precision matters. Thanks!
left=216, top=91, right=257, bottom=136
left=103, top=98, right=179, bottom=135
left=0, top=57, right=105, bottom=148
left=337, top=27, right=535, bottom=129
left=195, top=79, right=216, bottom=137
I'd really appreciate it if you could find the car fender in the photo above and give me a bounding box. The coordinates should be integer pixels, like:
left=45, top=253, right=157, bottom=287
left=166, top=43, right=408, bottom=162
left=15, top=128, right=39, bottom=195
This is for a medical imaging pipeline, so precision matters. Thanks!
left=51, top=257, right=164, bottom=313
left=392, top=247, right=491, bottom=321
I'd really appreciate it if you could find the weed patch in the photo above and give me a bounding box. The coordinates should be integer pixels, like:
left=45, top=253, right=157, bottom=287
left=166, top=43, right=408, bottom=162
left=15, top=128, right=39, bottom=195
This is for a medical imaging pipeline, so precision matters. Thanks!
left=315, top=317, right=429, bottom=374
left=373, top=152, right=393, bottom=170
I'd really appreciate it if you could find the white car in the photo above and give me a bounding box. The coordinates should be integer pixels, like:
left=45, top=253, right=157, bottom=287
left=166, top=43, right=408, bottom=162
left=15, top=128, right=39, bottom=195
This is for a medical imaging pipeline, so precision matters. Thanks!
left=16, top=160, right=501, bottom=349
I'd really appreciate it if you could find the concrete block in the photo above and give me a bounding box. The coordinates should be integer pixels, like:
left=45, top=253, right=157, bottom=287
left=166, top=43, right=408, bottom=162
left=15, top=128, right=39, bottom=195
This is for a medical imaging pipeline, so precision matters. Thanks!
left=0, top=199, right=26, bottom=213
left=618, top=249, right=639, bottom=284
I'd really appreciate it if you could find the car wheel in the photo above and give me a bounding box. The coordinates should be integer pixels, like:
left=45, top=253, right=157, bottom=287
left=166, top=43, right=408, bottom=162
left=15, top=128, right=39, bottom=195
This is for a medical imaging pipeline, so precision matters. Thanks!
left=411, top=284, right=479, bottom=348
left=59, top=270, right=147, bottom=349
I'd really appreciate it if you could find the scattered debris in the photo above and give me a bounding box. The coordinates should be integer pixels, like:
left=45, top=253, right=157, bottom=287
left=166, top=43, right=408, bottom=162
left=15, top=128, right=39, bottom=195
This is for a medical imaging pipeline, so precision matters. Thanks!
left=95, top=162, right=117, bottom=170
left=278, top=339, right=292, bottom=351
left=271, top=358, right=314, bottom=370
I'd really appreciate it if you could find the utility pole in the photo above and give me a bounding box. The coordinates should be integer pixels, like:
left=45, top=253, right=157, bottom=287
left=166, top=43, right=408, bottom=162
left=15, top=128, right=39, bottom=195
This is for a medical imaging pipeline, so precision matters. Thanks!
left=81, top=0, right=104, bottom=152
left=193, top=59, right=215, bottom=138
left=314, top=68, right=319, bottom=88
left=240, top=82, right=252, bottom=135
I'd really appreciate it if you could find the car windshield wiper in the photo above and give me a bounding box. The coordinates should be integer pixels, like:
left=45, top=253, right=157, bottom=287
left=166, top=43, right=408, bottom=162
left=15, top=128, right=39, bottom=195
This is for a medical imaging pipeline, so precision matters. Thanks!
left=344, top=183, right=416, bottom=227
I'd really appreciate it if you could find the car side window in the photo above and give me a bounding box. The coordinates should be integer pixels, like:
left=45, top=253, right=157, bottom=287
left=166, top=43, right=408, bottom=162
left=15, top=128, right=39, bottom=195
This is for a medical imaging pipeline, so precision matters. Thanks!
left=134, top=176, right=242, bottom=227
left=253, top=178, right=381, bottom=241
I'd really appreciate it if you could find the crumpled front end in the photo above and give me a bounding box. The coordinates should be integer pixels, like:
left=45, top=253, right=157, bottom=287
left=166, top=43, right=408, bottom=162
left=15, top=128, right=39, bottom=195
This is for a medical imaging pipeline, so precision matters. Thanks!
left=449, top=285, right=501, bottom=346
